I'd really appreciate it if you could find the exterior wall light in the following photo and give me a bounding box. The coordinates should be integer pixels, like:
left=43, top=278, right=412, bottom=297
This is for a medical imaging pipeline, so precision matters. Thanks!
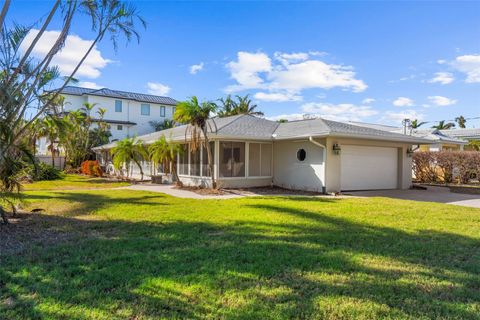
left=406, top=146, right=414, bottom=157
left=333, top=143, right=341, bottom=155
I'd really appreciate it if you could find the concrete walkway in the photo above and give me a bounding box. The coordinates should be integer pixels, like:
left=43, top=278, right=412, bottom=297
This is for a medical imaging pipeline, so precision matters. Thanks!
left=348, top=186, right=480, bottom=209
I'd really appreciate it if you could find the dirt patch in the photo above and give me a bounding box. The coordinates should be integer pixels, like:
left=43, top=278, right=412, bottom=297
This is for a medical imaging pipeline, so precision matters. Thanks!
left=226, top=186, right=324, bottom=196
left=174, top=185, right=228, bottom=196
left=0, top=212, right=75, bottom=256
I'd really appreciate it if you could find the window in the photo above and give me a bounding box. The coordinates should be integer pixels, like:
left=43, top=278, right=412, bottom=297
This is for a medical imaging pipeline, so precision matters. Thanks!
left=160, top=106, right=166, bottom=117
left=201, top=142, right=215, bottom=177
left=297, top=149, right=306, bottom=161
left=115, top=100, right=122, bottom=112
left=178, top=144, right=188, bottom=175
left=172, top=107, right=176, bottom=117
left=141, top=103, right=150, bottom=115
left=190, top=145, right=201, bottom=176
left=219, top=142, right=245, bottom=177
left=248, top=143, right=272, bottom=177
left=117, top=125, right=123, bottom=131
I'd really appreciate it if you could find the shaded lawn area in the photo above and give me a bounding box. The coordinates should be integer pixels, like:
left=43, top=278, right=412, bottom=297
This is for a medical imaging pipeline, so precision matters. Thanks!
left=1, top=189, right=480, bottom=319
left=22, top=174, right=130, bottom=191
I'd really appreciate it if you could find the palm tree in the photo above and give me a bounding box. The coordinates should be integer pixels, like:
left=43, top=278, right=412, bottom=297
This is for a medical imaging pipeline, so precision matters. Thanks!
left=174, top=96, right=217, bottom=188
left=149, top=119, right=175, bottom=132
left=111, top=137, right=148, bottom=180
left=233, top=94, right=264, bottom=116
left=38, top=115, right=68, bottom=167
left=432, top=120, right=455, bottom=130
left=455, top=116, right=466, bottom=128
left=148, top=135, right=183, bottom=185
left=410, top=119, right=427, bottom=129
left=217, top=94, right=264, bottom=117
left=216, top=95, right=236, bottom=117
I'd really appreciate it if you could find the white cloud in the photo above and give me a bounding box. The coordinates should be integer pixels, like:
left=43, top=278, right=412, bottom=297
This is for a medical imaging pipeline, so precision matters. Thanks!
left=452, top=54, right=480, bottom=83
left=362, top=98, right=375, bottom=104
left=254, top=92, right=302, bottom=102
left=21, top=29, right=111, bottom=79
left=437, top=59, right=447, bottom=64
left=393, top=97, right=414, bottom=107
left=428, top=95, right=457, bottom=106
left=300, top=102, right=378, bottom=122
left=384, top=110, right=424, bottom=123
left=428, top=72, right=454, bottom=85
left=225, top=51, right=272, bottom=92
left=225, top=51, right=367, bottom=98
left=78, top=81, right=102, bottom=89
left=147, top=82, right=171, bottom=96
left=189, top=62, right=204, bottom=75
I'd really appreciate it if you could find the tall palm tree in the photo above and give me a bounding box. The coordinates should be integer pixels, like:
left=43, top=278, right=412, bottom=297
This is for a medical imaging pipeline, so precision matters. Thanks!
left=148, top=135, right=183, bottom=185
left=432, top=120, right=455, bottom=130
left=410, top=119, right=427, bottom=129
left=174, top=96, right=217, bottom=188
left=111, top=137, right=148, bottom=180
left=455, top=116, right=466, bottom=128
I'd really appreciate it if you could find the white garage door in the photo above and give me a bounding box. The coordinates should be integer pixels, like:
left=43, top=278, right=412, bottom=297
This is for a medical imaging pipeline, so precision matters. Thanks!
left=341, top=145, right=398, bottom=191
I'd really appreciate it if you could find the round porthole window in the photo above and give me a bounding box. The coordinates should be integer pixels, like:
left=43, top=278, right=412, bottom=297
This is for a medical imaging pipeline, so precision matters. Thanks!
left=297, top=149, right=306, bottom=161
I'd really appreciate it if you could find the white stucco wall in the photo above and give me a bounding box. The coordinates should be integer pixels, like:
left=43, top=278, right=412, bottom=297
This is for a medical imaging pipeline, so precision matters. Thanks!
left=272, top=138, right=326, bottom=192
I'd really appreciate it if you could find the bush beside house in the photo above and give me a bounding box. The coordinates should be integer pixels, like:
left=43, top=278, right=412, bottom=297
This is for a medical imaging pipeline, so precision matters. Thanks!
left=413, top=151, right=480, bottom=184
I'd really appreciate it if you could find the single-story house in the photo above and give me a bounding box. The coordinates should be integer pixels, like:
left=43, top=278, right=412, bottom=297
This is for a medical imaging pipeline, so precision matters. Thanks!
left=93, top=114, right=431, bottom=193
left=439, top=128, right=480, bottom=150
left=349, top=122, right=469, bottom=151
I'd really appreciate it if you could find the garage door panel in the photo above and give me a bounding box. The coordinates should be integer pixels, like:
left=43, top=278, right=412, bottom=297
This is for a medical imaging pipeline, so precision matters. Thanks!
left=341, top=145, right=398, bottom=191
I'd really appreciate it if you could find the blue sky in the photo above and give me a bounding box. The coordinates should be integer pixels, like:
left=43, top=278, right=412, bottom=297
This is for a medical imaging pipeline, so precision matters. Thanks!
left=8, top=1, right=480, bottom=127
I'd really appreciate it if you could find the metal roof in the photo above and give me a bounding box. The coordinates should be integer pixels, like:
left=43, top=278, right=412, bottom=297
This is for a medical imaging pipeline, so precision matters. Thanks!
left=93, top=114, right=433, bottom=150
left=439, top=128, right=480, bottom=139
left=57, top=86, right=178, bottom=105
left=398, top=129, right=467, bottom=145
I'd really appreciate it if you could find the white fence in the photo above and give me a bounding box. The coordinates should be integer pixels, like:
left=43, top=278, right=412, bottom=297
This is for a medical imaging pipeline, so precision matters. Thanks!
left=36, top=155, right=65, bottom=170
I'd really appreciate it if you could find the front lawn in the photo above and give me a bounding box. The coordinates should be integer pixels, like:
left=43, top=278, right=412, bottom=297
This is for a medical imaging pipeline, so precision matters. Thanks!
left=22, top=174, right=130, bottom=191
left=1, top=186, right=479, bottom=319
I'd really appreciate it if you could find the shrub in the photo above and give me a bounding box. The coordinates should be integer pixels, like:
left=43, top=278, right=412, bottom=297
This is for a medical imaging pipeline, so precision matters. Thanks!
left=413, top=151, right=480, bottom=184
left=81, top=160, right=103, bottom=177
left=31, top=162, right=64, bottom=181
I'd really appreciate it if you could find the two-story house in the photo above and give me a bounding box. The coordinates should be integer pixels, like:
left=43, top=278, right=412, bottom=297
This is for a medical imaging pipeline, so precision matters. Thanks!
left=58, top=86, right=178, bottom=141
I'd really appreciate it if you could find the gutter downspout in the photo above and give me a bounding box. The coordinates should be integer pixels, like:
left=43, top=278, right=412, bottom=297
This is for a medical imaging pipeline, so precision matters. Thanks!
left=308, top=136, right=327, bottom=194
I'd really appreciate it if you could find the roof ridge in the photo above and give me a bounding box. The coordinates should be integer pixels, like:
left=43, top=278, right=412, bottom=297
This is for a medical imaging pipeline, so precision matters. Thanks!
left=212, top=114, right=247, bottom=133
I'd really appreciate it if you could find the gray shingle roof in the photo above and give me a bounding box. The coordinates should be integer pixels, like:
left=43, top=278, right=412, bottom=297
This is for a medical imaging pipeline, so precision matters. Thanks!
left=57, top=86, right=177, bottom=105
left=393, top=129, right=467, bottom=145
left=93, top=114, right=432, bottom=151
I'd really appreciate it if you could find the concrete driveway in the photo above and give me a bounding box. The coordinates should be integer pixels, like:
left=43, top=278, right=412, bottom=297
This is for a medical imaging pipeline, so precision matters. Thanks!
left=348, top=186, right=480, bottom=209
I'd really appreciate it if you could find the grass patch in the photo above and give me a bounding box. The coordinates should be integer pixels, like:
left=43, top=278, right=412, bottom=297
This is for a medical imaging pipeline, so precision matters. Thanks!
left=22, top=174, right=130, bottom=191
left=1, top=189, right=479, bottom=319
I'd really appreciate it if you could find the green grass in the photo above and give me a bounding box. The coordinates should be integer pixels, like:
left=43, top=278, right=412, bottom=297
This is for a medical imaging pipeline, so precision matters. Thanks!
left=1, top=184, right=479, bottom=319
left=22, top=174, right=130, bottom=191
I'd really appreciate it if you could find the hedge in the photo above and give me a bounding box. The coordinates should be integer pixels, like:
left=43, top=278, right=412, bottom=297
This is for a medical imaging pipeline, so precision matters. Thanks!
left=412, top=151, right=480, bottom=184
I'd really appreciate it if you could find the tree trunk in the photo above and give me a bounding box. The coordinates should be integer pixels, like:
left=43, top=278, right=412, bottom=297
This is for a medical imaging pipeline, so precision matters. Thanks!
left=133, top=159, right=144, bottom=181
left=203, top=127, right=216, bottom=189
left=172, top=162, right=183, bottom=187
left=51, top=145, right=55, bottom=167
left=0, top=207, right=8, bottom=224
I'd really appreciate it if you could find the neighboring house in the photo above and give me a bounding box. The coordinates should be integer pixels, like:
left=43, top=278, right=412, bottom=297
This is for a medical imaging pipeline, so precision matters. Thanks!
left=350, top=122, right=467, bottom=151
left=94, top=114, right=431, bottom=193
left=439, top=128, right=480, bottom=150
left=59, top=86, right=177, bottom=140
left=37, top=86, right=177, bottom=155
